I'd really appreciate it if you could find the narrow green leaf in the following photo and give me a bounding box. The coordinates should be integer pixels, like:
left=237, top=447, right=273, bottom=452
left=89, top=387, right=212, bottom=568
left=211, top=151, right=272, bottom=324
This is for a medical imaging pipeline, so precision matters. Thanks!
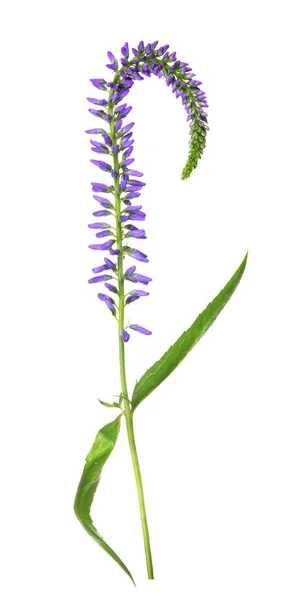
left=132, top=253, right=248, bottom=410
left=74, top=416, right=135, bottom=584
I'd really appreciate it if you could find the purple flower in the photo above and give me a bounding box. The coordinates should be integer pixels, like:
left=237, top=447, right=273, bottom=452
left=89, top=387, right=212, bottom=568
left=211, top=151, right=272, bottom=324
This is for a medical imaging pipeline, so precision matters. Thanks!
left=98, top=293, right=116, bottom=315
left=128, top=211, right=146, bottom=221
left=90, top=160, right=112, bottom=172
left=93, top=196, right=114, bottom=208
left=114, top=119, right=123, bottom=132
left=122, top=330, right=130, bottom=342
left=87, top=41, right=208, bottom=335
left=127, top=179, right=145, bottom=188
left=107, top=50, right=117, bottom=64
left=121, top=158, right=135, bottom=167
left=125, top=205, right=142, bottom=212
left=105, top=282, right=118, bottom=294
left=121, top=138, right=134, bottom=149
left=88, top=221, right=110, bottom=229
left=121, top=78, right=133, bottom=89
left=90, top=141, right=109, bottom=154
left=92, top=209, right=112, bottom=217
left=123, top=146, right=134, bottom=158
left=131, top=289, right=150, bottom=296
left=129, top=324, right=152, bottom=336
left=90, top=78, right=107, bottom=90
left=124, top=265, right=136, bottom=277
left=128, top=170, right=143, bottom=177
left=121, top=42, right=129, bottom=58
left=126, top=228, right=147, bottom=239
left=122, top=122, right=134, bottom=134
left=125, top=247, right=149, bottom=263
left=85, top=128, right=104, bottom=134
left=89, top=240, right=114, bottom=251
left=92, top=264, right=108, bottom=273
left=95, top=230, right=112, bottom=238
left=102, top=134, right=112, bottom=145
left=119, top=106, right=132, bottom=118
left=87, top=97, right=108, bottom=106
left=115, top=103, right=127, bottom=114
left=91, top=182, right=112, bottom=193
left=104, top=257, right=116, bottom=270
left=132, top=273, right=152, bottom=285
left=88, top=274, right=113, bottom=284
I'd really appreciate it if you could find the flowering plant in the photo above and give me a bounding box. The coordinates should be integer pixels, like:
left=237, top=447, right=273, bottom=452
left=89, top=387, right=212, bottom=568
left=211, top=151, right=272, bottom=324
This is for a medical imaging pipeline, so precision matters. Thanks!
left=74, top=40, right=247, bottom=584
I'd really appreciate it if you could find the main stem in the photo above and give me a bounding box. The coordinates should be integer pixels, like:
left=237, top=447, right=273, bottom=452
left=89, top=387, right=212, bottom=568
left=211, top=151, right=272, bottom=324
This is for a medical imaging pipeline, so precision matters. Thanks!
left=109, top=104, right=154, bottom=580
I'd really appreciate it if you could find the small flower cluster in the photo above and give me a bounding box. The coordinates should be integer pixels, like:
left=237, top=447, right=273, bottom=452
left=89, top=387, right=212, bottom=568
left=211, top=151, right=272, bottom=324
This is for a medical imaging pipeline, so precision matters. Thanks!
left=86, top=41, right=208, bottom=342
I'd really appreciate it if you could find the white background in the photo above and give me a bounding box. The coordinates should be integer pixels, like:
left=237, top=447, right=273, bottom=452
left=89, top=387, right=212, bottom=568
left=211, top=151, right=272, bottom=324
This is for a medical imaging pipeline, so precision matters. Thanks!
left=1, top=0, right=294, bottom=598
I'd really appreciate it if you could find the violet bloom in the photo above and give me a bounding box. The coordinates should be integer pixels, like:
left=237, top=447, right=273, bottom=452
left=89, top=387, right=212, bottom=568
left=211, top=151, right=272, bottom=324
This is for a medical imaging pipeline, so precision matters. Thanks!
left=86, top=39, right=208, bottom=335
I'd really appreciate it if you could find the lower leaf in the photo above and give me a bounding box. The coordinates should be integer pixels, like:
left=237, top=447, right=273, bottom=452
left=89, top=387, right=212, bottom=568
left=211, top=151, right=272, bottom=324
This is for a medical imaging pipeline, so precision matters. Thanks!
left=74, top=415, right=135, bottom=584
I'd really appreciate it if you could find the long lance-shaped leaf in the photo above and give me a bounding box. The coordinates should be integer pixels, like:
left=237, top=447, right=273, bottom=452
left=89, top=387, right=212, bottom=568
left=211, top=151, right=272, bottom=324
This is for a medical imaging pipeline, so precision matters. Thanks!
left=132, top=253, right=248, bottom=410
left=74, top=415, right=135, bottom=584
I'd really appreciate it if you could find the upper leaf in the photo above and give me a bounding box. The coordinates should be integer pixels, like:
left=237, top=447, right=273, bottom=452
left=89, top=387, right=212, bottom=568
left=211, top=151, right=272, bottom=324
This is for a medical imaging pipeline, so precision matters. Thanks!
left=74, top=415, right=134, bottom=584
left=132, top=253, right=248, bottom=410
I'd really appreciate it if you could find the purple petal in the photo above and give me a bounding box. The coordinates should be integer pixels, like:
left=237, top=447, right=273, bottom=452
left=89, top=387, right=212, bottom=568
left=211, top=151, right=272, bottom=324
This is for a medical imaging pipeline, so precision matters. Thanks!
left=125, top=205, right=142, bottom=212
left=90, top=160, right=112, bottom=171
left=127, top=170, right=143, bottom=177
left=122, top=330, right=130, bottom=342
left=87, top=97, right=108, bottom=106
left=107, top=50, right=117, bottom=62
left=121, top=158, right=135, bottom=166
left=102, top=134, right=112, bottom=145
left=85, top=128, right=104, bottom=134
left=125, top=247, right=149, bottom=263
left=115, top=103, right=127, bottom=114
left=132, top=289, right=149, bottom=296
left=88, top=221, right=110, bottom=229
left=93, top=195, right=114, bottom=208
left=121, top=42, right=129, bottom=58
left=124, top=265, right=136, bottom=277
left=92, top=264, right=108, bottom=273
left=128, top=211, right=146, bottom=221
left=119, top=106, right=132, bottom=118
left=123, top=145, right=134, bottom=158
left=129, top=324, right=152, bottom=335
left=105, top=282, right=118, bottom=294
left=134, top=273, right=152, bottom=285
left=127, top=229, right=146, bottom=239
left=127, top=179, right=145, bottom=187
left=122, top=122, right=134, bottom=134
left=125, top=294, right=141, bottom=305
left=98, top=292, right=113, bottom=302
left=95, top=230, right=112, bottom=238
left=92, top=210, right=112, bottom=217
left=121, top=138, right=134, bottom=149
left=89, top=240, right=114, bottom=250
left=114, top=119, right=123, bottom=132
left=104, top=257, right=116, bottom=270
left=88, top=274, right=112, bottom=284
left=91, top=182, right=112, bottom=193
left=90, top=78, right=107, bottom=90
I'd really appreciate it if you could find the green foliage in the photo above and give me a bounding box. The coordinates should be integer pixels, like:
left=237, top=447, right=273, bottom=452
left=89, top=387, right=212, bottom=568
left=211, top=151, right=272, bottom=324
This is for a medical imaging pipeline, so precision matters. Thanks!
left=181, top=120, right=207, bottom=180
left=132, top=253, right=248, bottom=410
left=74, top=416, right=134, bottom=584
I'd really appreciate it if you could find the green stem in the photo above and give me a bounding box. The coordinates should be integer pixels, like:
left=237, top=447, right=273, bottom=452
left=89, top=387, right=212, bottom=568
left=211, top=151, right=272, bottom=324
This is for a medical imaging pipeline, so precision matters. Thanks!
left=108, top=100, right=154, bottom=580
